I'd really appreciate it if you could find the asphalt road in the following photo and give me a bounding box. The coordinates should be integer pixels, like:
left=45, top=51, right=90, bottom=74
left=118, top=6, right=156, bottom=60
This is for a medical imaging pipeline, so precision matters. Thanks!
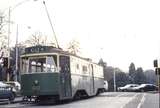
left=0, top=92, right=159, bottom=108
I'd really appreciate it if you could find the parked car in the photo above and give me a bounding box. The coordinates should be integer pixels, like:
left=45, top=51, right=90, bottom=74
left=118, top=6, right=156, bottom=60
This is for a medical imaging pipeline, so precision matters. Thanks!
left=5, top=81, right=21, bottom=95
left=0, top=81, right=16, bottom=101
left=118, top=84, right=139, bottom=92
left=132, top=84, right=158, bottom=92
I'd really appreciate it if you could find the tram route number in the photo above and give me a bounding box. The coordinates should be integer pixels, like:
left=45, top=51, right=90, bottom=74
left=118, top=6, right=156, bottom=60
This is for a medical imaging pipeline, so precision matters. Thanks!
left=32, top=86, right=40, bottom=91
left=29, top=47, right=45, bottom=53
left=25, top=46, right=54, bottom=54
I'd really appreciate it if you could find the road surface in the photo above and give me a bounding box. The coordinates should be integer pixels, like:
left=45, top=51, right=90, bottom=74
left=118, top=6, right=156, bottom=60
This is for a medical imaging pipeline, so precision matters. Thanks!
left=0, top=92, right=159, bottom=108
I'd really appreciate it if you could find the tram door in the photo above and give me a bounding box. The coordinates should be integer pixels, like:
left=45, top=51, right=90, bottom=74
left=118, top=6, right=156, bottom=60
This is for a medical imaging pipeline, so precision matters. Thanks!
left=59, top=56, right=72, bottom=99
left=90, top=64, right=95, bottom=95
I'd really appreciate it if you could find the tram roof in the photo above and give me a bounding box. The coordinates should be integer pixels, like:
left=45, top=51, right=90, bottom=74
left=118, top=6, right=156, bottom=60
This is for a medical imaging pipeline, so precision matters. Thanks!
left=21, top=45, right=94, bottom=63
left=23, top=45, right=69, bottom=55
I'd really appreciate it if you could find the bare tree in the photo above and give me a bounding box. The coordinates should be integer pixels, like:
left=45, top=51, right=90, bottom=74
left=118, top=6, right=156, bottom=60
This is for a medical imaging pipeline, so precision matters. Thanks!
left=0, top=10, right=7, bottom=34
left=25, top=31, right=48, bottom=46
left=25, top=31, right=57, bottom=47
left=0, top=11, right=7, bottom=57
left=67, top=39, right=80, bottom=55
left=0, top=11, right=4, bottom=33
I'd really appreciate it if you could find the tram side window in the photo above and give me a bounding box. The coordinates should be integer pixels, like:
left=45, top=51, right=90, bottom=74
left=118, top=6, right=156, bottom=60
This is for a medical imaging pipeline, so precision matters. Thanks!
left=28, top=58, right=46, bottom=73
left=46, top=56, right=57, bottom=72
left=22, top=58, right=28, bottom=74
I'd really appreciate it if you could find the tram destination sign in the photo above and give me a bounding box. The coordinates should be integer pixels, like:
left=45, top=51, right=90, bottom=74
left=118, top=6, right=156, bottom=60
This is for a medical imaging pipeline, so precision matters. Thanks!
left=25, top=46, right=55, bottom=54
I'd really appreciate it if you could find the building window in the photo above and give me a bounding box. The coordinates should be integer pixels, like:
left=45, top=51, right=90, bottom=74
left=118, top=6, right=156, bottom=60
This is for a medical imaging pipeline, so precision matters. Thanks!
left=76, top=64, right=79, bottom=70
left=82, top=65, right=87, bottom=74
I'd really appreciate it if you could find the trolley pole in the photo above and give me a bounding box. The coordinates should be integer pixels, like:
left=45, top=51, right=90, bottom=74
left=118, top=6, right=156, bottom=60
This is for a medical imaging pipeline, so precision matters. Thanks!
left=42, top=0, right=60, bottom=48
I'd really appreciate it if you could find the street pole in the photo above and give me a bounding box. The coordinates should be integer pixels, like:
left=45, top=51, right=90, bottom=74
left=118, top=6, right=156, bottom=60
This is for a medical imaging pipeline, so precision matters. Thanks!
left=114, top=68, right=116, bottom=92
left=15, top=24, right=18, bottom=81
left=158, top=74, right=160, bottom=93
left=158, top=75, right=160, bottom=93
left=6, top=0, right=38, bottom=82
left=7, top=7, right=11, bottom=82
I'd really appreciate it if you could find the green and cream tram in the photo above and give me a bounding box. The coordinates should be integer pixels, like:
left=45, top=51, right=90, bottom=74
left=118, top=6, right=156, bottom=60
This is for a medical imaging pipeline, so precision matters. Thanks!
left=20, top=45, right=104, bottom=102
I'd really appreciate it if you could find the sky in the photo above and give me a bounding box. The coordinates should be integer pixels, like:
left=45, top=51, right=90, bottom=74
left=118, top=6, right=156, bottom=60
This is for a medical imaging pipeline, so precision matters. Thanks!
left=0, top=0, right=160, bottom=72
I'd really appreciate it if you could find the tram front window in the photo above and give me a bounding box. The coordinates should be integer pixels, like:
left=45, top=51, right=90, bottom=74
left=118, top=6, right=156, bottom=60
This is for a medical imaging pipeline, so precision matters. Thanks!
left=21, top=55, right=57, bottom=74
left=29, top=58, right=46, bottom=73
left=21, top=56, right=57, bottom=74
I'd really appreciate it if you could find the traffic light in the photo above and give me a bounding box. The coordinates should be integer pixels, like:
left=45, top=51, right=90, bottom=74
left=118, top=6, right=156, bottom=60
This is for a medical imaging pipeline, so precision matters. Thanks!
left=153, top=59, right=158, bottom=67
left=155, top=68, right=160, bottom=75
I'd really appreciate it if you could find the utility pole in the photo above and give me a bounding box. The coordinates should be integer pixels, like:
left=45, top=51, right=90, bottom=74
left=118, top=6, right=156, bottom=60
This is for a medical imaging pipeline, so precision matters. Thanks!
left=7, top=7, right=11, bottom=82
left=6, top=0, right=39, bottom=82
left=15, top=24, right=18, bottom=81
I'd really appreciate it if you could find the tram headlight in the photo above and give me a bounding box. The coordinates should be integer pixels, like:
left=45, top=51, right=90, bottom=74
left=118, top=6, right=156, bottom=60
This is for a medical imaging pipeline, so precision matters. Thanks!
left=34, top=80, right=39, bottom=86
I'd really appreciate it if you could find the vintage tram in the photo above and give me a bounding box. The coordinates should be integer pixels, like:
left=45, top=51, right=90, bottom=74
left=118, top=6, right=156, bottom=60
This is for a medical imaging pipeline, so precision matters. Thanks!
left=20, top=45, right=104, bottom=102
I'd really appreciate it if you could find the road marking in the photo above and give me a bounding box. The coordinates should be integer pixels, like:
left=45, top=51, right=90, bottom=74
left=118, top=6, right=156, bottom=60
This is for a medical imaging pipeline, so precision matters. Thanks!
left=137, top=93, right=146, bottom=108
left=120, top=93, right=139, bottom=108
left=100, top=92, right=127, bottom=98
left=116, top=92, right=127, bottom=97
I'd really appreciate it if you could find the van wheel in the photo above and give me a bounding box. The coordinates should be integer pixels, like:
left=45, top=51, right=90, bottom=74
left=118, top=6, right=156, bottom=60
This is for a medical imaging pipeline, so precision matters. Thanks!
left=9, top=93, right=15, bottom=102
left=140, top=89, right=144, bottom=92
